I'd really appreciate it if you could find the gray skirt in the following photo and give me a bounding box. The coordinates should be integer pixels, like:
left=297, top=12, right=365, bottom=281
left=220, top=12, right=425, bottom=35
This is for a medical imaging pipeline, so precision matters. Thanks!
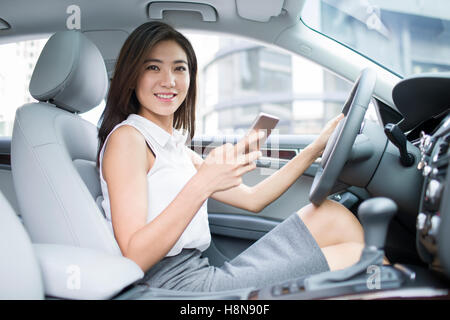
left=141, top=212, right=330, bottom=292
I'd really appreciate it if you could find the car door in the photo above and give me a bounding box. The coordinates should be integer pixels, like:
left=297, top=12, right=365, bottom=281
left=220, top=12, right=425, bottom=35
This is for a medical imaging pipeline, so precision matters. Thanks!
left=0, top=137, right=21, bottom=217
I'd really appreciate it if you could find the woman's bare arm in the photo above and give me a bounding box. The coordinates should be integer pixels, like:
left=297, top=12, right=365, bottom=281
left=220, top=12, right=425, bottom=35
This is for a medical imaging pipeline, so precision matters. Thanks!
left=187, top=145, right=320, bottom=213
left=102, top=125, right=212, bottom=271
left=187, top=113, right=344, bottom=213
left=102, top=126, right=261, bottom=272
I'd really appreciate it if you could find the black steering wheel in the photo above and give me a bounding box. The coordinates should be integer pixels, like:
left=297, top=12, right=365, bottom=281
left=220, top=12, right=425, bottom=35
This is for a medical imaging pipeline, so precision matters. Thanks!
left=309, top=68, right=377, bottom=206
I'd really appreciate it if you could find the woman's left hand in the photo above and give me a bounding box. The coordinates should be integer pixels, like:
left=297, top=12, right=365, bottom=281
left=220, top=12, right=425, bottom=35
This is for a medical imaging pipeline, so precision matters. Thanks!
left=309, top=113, right=344, bottom=156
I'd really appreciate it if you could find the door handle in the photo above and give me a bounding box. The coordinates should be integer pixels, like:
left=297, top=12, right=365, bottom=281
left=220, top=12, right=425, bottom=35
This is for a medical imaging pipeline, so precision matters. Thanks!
left=148, top=2, right=217, bottom=22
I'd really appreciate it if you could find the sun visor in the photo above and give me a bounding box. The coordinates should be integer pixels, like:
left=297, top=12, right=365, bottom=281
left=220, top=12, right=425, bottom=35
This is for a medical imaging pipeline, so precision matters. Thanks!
left=236, top=0, right=285, bottom=22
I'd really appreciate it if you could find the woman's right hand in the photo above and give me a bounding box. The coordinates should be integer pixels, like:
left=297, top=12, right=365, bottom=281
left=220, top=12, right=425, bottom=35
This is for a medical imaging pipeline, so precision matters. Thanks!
left=197, top=131, right=264, bottom=194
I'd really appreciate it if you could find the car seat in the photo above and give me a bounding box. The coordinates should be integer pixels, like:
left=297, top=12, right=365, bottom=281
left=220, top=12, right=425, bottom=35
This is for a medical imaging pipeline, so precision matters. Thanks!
left=8, top=30, right=147, bottom=299
left=11, top=30, right=120, bottom=254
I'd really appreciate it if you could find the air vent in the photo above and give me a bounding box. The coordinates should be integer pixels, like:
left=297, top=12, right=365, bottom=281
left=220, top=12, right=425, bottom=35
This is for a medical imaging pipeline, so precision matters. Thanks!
left=0, top=18, right=11, bottom=30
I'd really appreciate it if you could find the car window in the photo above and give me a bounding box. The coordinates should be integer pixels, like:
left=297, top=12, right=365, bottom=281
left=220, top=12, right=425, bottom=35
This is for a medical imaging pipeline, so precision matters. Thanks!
left=80, top=99, right=105, bottom=127
left=185, top=32, right=379, bottom=137
left=301, top=0, right=450, bottom=78
left=0, top=33, right=379, bottom=137
left=0, top=36, right=105, bottom=136
left=0, top=38, right=48, bottom=136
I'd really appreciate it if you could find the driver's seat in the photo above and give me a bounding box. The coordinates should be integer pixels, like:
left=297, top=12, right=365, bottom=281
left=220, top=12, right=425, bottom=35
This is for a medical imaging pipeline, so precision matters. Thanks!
left=11, top=30, right=120, bottom=255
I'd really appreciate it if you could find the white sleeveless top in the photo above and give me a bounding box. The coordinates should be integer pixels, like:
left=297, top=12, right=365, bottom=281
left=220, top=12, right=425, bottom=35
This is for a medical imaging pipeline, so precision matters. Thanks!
left=99, top=113, right=211, bottom=257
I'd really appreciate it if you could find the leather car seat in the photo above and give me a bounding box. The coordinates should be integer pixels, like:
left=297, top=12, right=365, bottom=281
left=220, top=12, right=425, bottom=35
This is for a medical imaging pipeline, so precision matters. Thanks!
left=11, top=30, right=120, bottom=255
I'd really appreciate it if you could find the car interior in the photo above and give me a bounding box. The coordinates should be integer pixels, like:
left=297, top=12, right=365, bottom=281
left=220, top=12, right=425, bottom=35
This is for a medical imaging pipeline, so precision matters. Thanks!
left=1, top=0, right=450, bottom=300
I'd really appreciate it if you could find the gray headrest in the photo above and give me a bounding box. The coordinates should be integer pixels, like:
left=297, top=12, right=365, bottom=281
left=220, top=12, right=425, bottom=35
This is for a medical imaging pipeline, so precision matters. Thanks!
left=29, top=31, right=108, bottom=113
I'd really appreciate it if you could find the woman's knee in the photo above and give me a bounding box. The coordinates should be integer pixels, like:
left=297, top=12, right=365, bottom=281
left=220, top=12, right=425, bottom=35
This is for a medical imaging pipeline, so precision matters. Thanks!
left=325, top=199, right=364, bottom=244
left=297, top=199, right=364, bottom=247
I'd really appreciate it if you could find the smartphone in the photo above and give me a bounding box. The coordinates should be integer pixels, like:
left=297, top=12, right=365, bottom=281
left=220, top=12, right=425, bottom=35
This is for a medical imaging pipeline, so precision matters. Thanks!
left=246, top=112, right=279, bottom=151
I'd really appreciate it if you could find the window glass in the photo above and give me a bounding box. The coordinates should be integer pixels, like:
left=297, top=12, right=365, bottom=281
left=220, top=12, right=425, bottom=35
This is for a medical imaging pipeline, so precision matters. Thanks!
left=1, top=33, right=379, bottom=137
left=80, top=99, right=105, bottom=127
left=0, top=37, right=105, bottom=136
left=301, top=0, right=450, bottom=78
left=0, top=38, right=48, bottom=136
left=185, top=33, right=377, bottom=137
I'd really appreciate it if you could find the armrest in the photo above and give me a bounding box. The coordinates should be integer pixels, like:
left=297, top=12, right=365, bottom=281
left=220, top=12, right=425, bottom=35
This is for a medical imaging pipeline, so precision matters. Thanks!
left=33, top=244, right=144, bottom=300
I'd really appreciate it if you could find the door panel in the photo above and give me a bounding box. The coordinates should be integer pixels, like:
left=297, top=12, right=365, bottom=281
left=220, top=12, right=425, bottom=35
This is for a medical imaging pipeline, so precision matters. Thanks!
left=208, top=213, right=279, bottom=240
left=208, top=168, right=315, bottom=221
left=0, top=137, right=11, bottom=169
left=192, top=134, right=318, bottom=221
left=0, top=137, right=20, bottom=216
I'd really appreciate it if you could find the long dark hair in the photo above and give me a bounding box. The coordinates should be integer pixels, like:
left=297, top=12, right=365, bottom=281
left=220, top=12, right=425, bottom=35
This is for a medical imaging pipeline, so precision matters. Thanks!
left=96, top=21, right=198, bottom=167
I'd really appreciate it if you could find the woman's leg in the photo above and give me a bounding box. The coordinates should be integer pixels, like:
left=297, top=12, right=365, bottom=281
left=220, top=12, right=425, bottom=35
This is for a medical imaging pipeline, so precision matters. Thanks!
left=320, top=242, right=365, bottom=271
left=296, top=199, right=365, bottom=271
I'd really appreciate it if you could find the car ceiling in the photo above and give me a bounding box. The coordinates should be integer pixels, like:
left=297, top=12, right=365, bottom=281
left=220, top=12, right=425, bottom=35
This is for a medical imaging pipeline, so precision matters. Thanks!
left=0, top=0, right=303, bottom=42
left=0, top=0, right=400, bottom=109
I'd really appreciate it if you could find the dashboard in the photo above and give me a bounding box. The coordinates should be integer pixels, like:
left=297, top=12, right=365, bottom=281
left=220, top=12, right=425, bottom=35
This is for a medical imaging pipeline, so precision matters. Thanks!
left=392, top=73, right=450, bottom=279
left=416, top=114, right=450, bottom=279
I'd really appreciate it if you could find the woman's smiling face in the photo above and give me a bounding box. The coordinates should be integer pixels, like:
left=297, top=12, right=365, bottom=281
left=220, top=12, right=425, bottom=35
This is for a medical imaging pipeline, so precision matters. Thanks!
left=135, top=40, right=190, bottom=123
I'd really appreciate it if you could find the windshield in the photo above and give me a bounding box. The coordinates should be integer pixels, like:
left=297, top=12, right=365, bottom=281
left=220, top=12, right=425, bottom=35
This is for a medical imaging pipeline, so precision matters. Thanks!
left=301, top=0, right=450, bottom=78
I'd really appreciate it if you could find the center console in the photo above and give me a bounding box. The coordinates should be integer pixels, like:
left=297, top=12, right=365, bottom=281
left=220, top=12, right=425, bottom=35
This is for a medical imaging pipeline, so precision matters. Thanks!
left=416, top=114, right=450, bottom=278
left=251, top=195, right=449, bottom=300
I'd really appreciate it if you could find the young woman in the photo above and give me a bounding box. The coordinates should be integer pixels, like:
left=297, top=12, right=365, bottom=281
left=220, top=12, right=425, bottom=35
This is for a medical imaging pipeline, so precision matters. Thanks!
left=97, top=21, right=365, bottom=292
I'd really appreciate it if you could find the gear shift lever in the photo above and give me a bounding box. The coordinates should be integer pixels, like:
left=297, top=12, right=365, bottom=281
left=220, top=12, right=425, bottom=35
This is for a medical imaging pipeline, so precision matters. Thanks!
left=304, top=197, right=403, bottom=291
left=359, top=197, right=397, bottom=251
